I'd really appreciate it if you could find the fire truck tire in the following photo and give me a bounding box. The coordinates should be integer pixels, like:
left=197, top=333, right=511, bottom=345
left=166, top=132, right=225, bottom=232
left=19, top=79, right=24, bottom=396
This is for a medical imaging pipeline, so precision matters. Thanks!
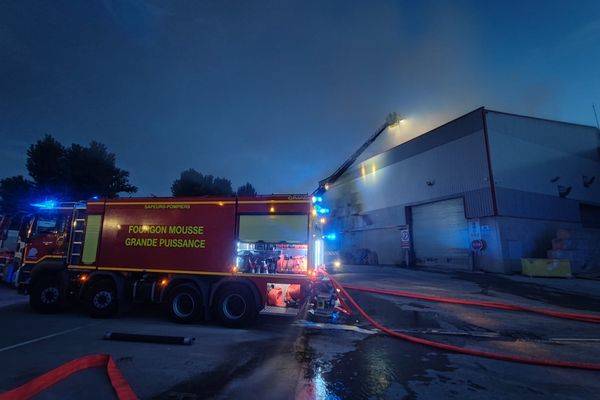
left=165, top=284, right=203, bottom=323
left=29, top=275, right=63, bottom=313
left=85, top=279, right=119, bottom=318
left=215, top=283, right=257, bottom=328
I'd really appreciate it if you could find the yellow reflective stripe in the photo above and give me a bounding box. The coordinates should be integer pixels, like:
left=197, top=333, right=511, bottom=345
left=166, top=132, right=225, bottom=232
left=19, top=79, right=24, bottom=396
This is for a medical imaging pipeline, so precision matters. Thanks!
left=103, top=201, right=235, bottom=206
left=24, top=255, right=65, bottom=264
left=96, top=266, right=231, bottom=276
left=68, top=265, right=96, bottom=270
left=238, top=200, right=310, bottom=204
left=91, top=200, right=308, bottom=206
left=238, top=273, right=309, bottom=279
left=94, top=266, right=308, bottom=279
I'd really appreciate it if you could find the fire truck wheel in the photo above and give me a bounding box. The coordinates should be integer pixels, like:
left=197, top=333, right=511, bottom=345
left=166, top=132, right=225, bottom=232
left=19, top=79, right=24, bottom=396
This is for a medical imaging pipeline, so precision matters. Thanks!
left=30, top=275, right=63, bottom=313
left=85, top=279, right=118, bottom=318
left=215, top=284, right=257, bottom=328
left=165, top=285, right=203, bottom=323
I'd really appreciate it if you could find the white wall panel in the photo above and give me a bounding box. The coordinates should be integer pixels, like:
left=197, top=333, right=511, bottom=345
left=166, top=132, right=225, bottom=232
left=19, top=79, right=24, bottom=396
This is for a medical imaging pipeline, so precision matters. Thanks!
left=486, top=111, right=600, bottom=206
left=327, top=130, right=490, bottom=216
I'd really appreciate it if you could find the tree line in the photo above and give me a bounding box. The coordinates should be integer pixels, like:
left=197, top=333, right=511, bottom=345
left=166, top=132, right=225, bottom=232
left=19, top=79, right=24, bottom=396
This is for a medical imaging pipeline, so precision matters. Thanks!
left=0, top=135, right=256, bottom=213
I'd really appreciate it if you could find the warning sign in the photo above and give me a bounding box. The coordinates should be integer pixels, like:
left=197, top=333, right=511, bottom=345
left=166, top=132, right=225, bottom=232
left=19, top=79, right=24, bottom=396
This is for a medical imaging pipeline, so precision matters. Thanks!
left=468, top=219, right=481, bottom=241
left=400, top=225, right=410, bottom=248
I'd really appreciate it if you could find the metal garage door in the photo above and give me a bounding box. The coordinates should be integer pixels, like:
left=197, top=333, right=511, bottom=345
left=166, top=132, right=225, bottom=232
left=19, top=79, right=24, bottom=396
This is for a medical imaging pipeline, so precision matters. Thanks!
left=412, top=198, right=471, bottom=268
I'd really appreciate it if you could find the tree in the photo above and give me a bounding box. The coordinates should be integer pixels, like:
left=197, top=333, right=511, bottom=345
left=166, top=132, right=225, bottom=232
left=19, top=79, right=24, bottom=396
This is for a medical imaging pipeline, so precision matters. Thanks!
left=171, top=169, right=234, bottom=197
left=63, top=141, right=137, bottom=199
left=26, top=134, right=66, bottom=197
left=0, top=176, right=34, bottom=213
left=236, top=182, right=257, bottom=196
left=24, top=135, right=137, bottom=200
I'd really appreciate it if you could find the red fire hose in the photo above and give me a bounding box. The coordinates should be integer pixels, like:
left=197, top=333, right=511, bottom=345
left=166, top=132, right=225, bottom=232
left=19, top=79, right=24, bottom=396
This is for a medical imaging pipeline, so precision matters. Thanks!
left=0, top=354, right=137, bottom=400
left=342, top=283, right=600, bottom=324
left=321, top=270, right=600, bottom=371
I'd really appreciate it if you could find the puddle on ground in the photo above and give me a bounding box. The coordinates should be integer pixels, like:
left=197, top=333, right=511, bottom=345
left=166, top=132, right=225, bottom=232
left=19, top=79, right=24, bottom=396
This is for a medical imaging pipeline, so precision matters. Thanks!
left=297, top=334, right=456, bottom=399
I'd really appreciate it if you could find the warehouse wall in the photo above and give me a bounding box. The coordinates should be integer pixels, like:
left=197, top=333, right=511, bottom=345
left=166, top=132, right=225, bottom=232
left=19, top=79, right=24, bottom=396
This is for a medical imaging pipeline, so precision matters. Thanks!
left=485, top=111, right=600, bottom=273
left=486, top=110, right=600, bottom=212
left=323, top=108, right=599, bottom=273
left=325, top=109, right=494, bottom=265
left=496, top=217, right=581, bottom=273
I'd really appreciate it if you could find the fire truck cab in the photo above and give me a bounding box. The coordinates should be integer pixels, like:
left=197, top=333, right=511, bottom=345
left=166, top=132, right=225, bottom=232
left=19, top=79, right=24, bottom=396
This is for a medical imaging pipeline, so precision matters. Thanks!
left=19, top=195, right=324, bottom=327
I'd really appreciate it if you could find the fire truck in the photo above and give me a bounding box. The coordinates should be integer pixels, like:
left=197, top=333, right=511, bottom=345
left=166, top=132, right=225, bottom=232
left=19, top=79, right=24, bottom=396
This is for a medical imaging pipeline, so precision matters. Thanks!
left=1, top=212, right=33, bottom=284
left=16, top=195, right=325, bottom=327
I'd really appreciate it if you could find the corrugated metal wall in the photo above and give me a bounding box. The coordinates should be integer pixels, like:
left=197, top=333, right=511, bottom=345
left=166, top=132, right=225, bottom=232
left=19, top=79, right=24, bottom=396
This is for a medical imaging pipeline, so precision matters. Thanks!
left=323, top=108, right=600, bottom=271
left=484, top=111, right=599, bottom=272
left=325, top=109, right=494, bottom=265
left=412, top=198, right=471, bottom=268
left=486, top=110, right=600, bottom=218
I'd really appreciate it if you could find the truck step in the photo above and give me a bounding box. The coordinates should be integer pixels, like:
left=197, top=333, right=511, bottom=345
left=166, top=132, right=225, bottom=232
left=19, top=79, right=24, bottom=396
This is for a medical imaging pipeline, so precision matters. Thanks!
left=260, top=306, right=300, bottom=317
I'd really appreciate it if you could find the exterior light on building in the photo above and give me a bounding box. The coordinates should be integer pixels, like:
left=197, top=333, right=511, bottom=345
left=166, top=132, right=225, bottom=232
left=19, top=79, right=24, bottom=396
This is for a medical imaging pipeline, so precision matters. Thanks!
left=386, top=112, right=404, bottom=128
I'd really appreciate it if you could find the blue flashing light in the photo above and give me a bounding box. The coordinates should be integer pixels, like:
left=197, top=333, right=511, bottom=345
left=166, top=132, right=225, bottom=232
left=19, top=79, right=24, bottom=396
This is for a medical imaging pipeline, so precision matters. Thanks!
left=317, top=207, right=330, bottom=214
left=332, top=310, right=339, bottom=322
left=30, top=200, right=57, bottom=209
left=324, top=233, right=337, bottom=240
left=312, top=196, right=317, bottom=203
left=91, top=195, right=99, bottom=200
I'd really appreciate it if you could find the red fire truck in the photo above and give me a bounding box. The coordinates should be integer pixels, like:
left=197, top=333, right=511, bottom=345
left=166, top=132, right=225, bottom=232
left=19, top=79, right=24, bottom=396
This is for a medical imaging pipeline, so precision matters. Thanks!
left=17, top=195, right=325, bottom=327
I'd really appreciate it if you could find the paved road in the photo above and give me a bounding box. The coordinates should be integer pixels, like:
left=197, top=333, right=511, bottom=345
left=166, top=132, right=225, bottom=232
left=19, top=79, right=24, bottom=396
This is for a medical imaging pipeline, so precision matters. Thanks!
left=0, top=266, right=599, bottom=399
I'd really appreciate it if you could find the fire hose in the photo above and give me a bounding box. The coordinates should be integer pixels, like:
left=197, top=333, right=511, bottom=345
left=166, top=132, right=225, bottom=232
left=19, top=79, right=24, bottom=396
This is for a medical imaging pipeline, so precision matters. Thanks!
left=320, top=270, right=600, bottom=371
left=342, top=283, right=600, bottom=324
left=0, top=354, right=137, bottom=400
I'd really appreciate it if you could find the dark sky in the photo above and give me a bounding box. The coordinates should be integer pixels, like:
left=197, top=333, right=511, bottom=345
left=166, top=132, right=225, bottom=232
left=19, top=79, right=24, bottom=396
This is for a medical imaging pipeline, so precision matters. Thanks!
left=1, top=0, right=599, bottom=196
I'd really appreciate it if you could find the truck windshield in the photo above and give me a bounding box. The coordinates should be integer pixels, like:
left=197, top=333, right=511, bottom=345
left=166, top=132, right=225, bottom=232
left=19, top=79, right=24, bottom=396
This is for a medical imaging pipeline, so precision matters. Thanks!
left=31, top=213, right=67, bottom=237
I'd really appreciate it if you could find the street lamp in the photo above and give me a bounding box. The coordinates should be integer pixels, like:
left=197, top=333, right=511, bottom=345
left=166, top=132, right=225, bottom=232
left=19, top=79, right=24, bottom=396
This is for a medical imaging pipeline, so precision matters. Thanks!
left=315, top=112, right=403, bottom=195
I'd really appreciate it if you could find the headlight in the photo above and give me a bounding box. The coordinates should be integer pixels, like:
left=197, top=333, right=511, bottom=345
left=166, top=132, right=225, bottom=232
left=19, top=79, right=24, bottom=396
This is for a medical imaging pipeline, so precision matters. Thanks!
left=333, top=260, right=341, bottom=268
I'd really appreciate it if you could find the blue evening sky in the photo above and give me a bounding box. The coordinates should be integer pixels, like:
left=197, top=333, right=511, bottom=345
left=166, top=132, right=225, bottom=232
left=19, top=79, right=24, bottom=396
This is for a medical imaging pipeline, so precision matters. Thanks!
left=1, top=0, right=599, bottom=196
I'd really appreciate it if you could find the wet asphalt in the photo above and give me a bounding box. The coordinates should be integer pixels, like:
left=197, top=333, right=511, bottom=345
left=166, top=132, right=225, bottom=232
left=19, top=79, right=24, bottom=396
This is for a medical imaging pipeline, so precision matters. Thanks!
left=0, top=266, right=599, bottom=399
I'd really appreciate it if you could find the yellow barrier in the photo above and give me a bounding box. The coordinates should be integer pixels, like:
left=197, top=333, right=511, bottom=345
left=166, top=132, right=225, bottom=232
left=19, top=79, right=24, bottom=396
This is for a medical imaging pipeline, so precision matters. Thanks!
left=521, top=258, right=572, bottom=278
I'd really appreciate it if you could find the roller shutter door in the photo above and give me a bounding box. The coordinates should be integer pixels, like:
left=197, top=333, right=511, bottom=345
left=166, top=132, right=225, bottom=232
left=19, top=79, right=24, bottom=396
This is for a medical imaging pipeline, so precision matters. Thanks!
left=412, top=198, right=471, bottom=268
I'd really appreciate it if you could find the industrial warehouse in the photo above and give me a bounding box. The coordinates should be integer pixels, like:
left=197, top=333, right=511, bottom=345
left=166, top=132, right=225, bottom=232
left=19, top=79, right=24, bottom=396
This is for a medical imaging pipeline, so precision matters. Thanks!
left=319, top=107, right=600, bottom=275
